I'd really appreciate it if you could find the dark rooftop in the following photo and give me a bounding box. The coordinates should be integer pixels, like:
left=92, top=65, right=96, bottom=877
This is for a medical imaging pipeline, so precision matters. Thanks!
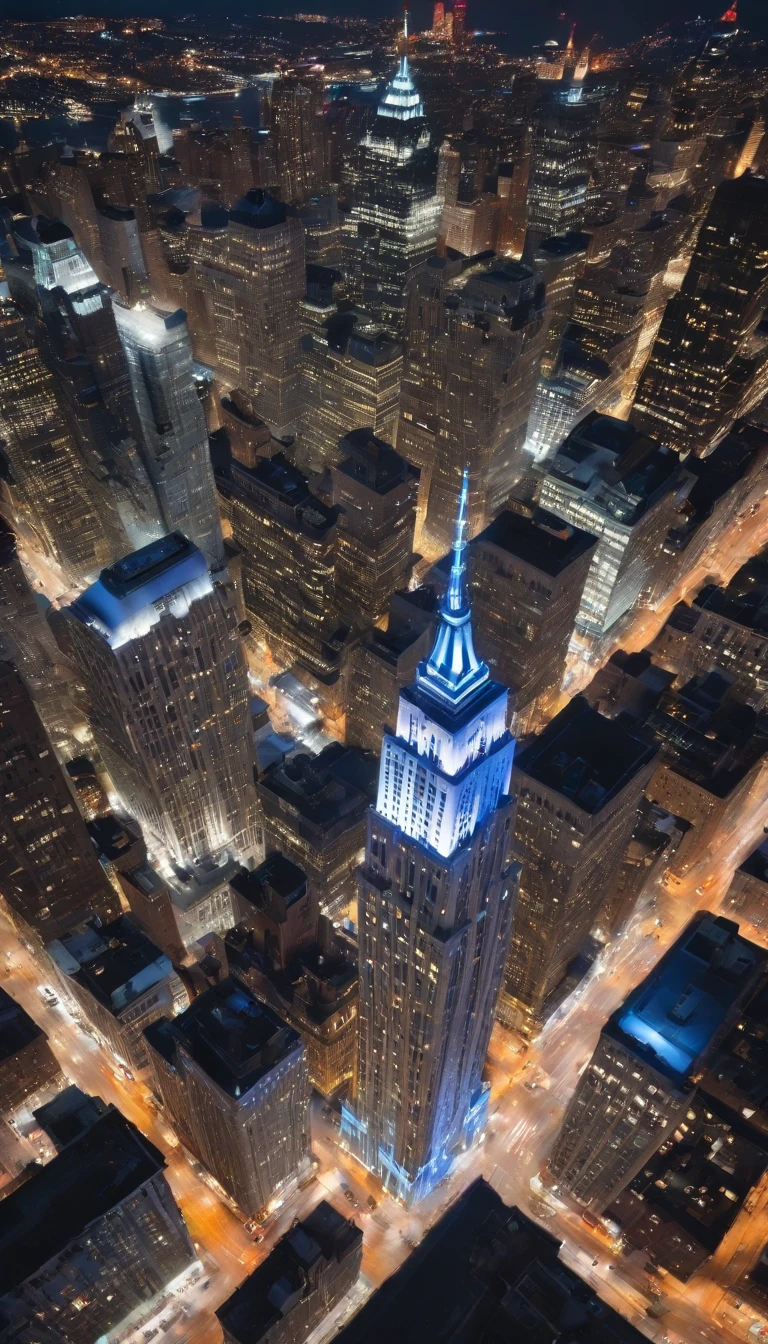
left=230, top=853, right=308, bottom=912
left=608, top=913, right=767, bottom=1085
left=473, top=507, right=597, bottom=577
left=515, top=696, right=657, bottom=813
left=258, top=742, right=376, bottom=836
left=231, top=189, right=288, bottom=230
left=0, top=985, right=45, bottom=1068
left=100, top=531, right=194, bottom=598
left=0, top=1106, right=166, bottom=1294
left=335, top=429, right=416, bottom=496
left=536, top=230, right=591, bottom=259
left=33, top=1085, right=107, bottom=1152
left=693, top=544, right=768, bottom=637
left=144, top=977, right=300, bottom=1099
left=49, top=915, right=170, bottom=1016
left=217, top=1201, right=361, bottom=1344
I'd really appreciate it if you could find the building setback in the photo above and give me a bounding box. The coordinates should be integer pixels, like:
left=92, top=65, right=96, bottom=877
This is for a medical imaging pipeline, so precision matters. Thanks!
left=217, top=1200, right=362, bottom=1344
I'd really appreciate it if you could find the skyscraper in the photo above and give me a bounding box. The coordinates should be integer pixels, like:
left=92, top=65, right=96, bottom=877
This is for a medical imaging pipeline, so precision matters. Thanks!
left=632, top=173, right=768, bottom=455
left=525, top=87, right=598, bottom=259
left=346, top=18, right=440, bottom=336
left=341, top=474, right=518, bottom=1204
left=330, top=429, right=419, bottom=627
left=60, top=533, right=260, bottom=869
left=145, top=977, right=309, bottom=1218
left=270, top=73, right=330, bottom=206
left=0, top=661, right=120, bottom=939
left=113, top=302, right=224, bottom=569
left=187, top=190, right=306, bottom=434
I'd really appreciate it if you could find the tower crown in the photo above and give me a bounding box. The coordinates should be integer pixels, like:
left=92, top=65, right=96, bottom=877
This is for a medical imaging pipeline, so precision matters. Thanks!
left=378, top=7, right=424, bottom=122
left=416, top=470, right=489, bottom=707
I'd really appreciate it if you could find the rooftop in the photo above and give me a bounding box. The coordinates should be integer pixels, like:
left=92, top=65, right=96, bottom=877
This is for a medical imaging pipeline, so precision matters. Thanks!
left=217, top=1201, right=362, bottom=1344
left=609, top=913, right=767, bottom=1085
left=515, top=696, right=657, bottom=814
left=69, top=533, right=210, bottom=648
left=694, top=544, right=768, bottom=636
left=230, top=853, right=308, bottom=912
left=547, top=413, right=684, bottom=525
left=335, top=430, right=416, bottom=497
left=0, top=985, right=45, bottom=1068
left=0, top=1106, right=166, bottom=1294
left=48, top=915, right=172, bottom=1016
left=33, top=1085, right=107, bottom=1152
left=258, top=742, right=376, bottom=837
left=472, top=507, right=597, bottom=578
left=144, top=977, right=301, bottom=1099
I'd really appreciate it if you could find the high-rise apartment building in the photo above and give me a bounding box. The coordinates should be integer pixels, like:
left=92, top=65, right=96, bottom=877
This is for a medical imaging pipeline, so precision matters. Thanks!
left=539, top=414, right=694, bottom=639
left=399, top=253, right=546, bottom=551
left=465, top=509, right=598, bottom=729
left=114, top=302, right=224, bottom=569
left=346, top=28, right=440, bottom=336
left=217, top=1201, right=362, bottom=1344
left=61, top=533, right=260, bottom=869
left=188, top=190, right=305, bottom=434
left=48, top=914, right=187, bottom=1073
left=341, top=476, right=518, bottom=1203
left=300, top=307, right=402, bottom=471
left=0, top=1104, right=196, bottom=1344
left=499, top=696, right=658, bottom=1034
left=330, top=430, right=418, bottom=626
left=632, top=173, right=768, bottom=455
left=145, top=977, right=309, bottom=1218
left=549, top=913, right=767, bottom=1211
left=525, top=87, right=598, bottom=259
left=270, top=73, right=330, bottom=205
left=0, top=661, right=119, bottom=939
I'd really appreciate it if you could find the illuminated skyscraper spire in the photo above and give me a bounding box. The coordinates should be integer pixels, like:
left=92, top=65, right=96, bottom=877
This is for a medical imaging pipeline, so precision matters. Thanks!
left=721, top=1, right=738, bottom=22
left=378, top=6, right=424, bottom=121
left=417, top=469, right=489, bottom=706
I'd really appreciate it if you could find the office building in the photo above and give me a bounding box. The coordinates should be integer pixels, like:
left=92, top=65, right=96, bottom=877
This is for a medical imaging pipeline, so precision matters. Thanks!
left=299, top=307, right=402, bottom=472
left=346, top=22, right=440, bottom=335
left=334, top=1178, right=647, bottom=1344
left=118, top=865, right=189, bottom=966
left=270, top=73, right=330, bottom=206
left=525, top=87, right=598, bottom=258
left=97, top=204, right=151, bottom=301
left=48, top=914, right=187, bottom=1074
left=399, top=253, right=547, bottom=551
left=222, top=451, right=348, bottom=686
left=632, top=174, right=768, bottom=456
left=331, top=430, right=418, bottom=626
left=0, top=1105, right=196, bottom=1344
left=0, top=986, right=63, bottom=1119
left=226, top=853, right=358, bottom=1098
left=500, top=697, right=658, bottom=1034
left=465, top=509, right=598, bottom=728
left=0, top=662, right=119, bottom=939
left=539, top=414, right=694, bottom=639
left=0, top=300, right=112, bottom=581
left=61, top=533, right=260, bottom=869
left=533, top=231, right=591, bottom=376
left=0, top=518, right=65, bottom=699
left=723, top=840, right=768, bottom=939
left=114, top=302, right=224, bottom=570
left=345, top=586, right=437, bottom=753
left=549, top=913, right=767, bottom=1211
left=341, top=476, right=518, bottom=1204
left=257, top=743, right=376, bottom=918
left=217, top=1201, right=362, bottom=1344
left=188, top=190, right=305, bottom=434
left=145, top=977, right=309, bottom=1217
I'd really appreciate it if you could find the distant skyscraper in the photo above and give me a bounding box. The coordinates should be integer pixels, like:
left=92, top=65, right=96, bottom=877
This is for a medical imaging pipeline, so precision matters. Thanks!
left=632, top=174, right=768, bottom=455
left=499, top=696, right=657, bottom=1035
left=549, top=913, right=767, bottom=1211
left=270, top=73, right=330, bottom=205
left=188, top=190, right=305, bottom=434
left=330, top=429, right=419, bottom=627
left=0, top=1103, right=196, bottom=1344
left=0, top=661, right=119, bottom=939
left=145, top=977, right=309, bottom=1218
left=346, top=20, right=440, bottom=336
left=113, top=302, right=224, bottom=568
left=432, top=0, right=445, bottom=36
left=453, top=0, right=467, bottom=45
left=399, top=253, right=546, bottom=552
left=341, top=475, right=518, bottom=1204
left=525, top=87, right=598, bottom=259
left=61, top=533, right=260, bottom=869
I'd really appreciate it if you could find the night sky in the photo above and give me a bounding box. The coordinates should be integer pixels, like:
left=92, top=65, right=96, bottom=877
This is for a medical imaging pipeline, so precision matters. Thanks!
left=3, top=0, right=767, bottom=51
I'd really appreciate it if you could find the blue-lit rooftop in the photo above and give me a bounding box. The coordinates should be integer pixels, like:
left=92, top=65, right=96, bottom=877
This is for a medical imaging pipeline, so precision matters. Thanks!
left=609, top=914, right=767, bottom=1085
left=69, top=532, right=211, bottom=648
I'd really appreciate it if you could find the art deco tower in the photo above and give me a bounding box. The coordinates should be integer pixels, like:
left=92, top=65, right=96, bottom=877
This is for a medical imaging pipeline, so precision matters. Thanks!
left=341, top=473, right=518, bottom=1204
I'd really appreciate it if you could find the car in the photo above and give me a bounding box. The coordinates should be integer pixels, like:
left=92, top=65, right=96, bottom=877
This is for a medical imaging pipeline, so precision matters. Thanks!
left=38, top=985, right=58, bottom=1006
